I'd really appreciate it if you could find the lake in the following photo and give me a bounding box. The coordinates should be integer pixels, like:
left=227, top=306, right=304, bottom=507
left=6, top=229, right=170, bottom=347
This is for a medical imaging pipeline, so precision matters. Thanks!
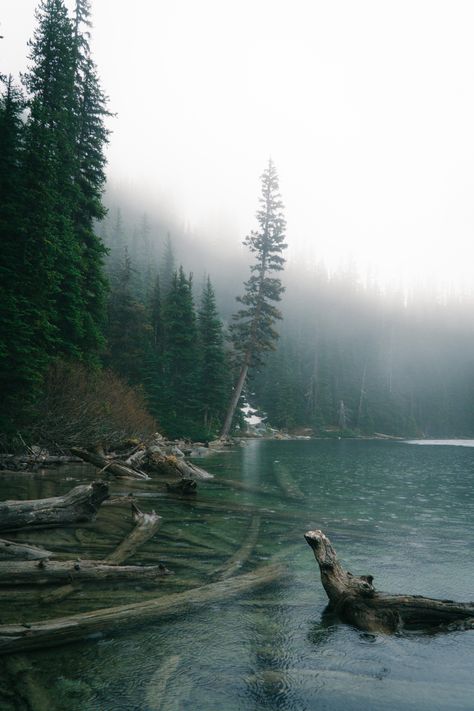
left=1, top=439, right=473, bottom=710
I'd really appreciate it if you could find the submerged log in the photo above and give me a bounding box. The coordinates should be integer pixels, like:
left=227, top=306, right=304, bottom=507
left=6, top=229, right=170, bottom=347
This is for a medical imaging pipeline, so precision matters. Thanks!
left=145, top=655, right=181, bottom=711
left=305, top=529, right=474, bottom=633
left=0, top=562, right=283, bottom=654
left=105, top=504, right=161, bottom=565
left=70, top=448, right=149, bottom=480
left=0, top=539, right=53, bottom=561
left=211, top=516, right=261, bottom=580
left=0, top=481, right=109, bottom=531
left=165, top=479, right=197, bottom=496
left=0, top=559, right=170, bottom=586
left=273, top=462, right=304, bottom=500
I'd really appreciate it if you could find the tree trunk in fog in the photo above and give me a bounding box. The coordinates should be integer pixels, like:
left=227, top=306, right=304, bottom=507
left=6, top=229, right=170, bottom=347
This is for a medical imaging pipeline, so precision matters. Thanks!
left=220, top=361, right=249, bottom=439
left=305, top=529, right=474, bottom=633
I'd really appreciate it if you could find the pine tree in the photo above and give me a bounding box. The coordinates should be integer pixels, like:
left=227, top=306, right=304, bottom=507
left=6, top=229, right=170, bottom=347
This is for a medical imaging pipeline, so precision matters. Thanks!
left=70, top=0, right=109, bottom=357
left=160, top=233, right=176, bottom=297
left=22, top=0, right=85, bottom=358
left=161, top=267, right=199, bottom=437
left=221, top=159, right=287, bottom=437
left=143, top=273, right=164, bottom=420
left=0, top=77, right=47, bottom=429
left=197, top=277, right=229, bottom=436
left=106, top=248, right=149, bottom=385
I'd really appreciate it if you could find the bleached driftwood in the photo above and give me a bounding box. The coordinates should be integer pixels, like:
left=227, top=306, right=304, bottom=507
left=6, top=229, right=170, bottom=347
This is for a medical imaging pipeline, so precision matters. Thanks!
left=305, top=529, right=474, bottom=633
left=0, top=481, right=109, bottom=531
left=105, top=504, right=161, bottom=565
left=70, top=448, right=149, bottom=480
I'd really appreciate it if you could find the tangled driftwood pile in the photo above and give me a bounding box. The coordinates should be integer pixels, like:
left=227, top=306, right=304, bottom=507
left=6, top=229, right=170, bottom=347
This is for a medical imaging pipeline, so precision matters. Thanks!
left=0, top=439, right=284, bottom=658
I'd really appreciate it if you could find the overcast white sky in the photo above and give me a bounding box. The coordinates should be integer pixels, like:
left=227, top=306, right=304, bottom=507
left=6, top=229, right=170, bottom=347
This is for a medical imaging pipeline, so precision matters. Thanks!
left=2, top=0, right=474, bottom=289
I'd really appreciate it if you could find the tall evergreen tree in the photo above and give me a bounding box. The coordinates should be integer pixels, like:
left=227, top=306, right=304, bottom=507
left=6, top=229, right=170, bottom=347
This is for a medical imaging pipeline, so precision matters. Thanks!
left=160, top=232, right=176, bottom=297
left=143, top=273, right=164, bottom=420
left=221, top=159, right=287, bottom=437
left=197, top=277, right=229, bottom=435
left=106, top=248, right=149, bottom=384
left=70, top=0, right=110, bottom=357
left=161, top=267, right=199, bottom=437
left=0, top=77, right=46, bottom=429
left=22, top=0, right=84, bottom=358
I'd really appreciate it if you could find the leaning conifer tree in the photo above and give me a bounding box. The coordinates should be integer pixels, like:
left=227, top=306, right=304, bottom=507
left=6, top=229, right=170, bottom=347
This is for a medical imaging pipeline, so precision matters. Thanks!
left=220, top=159, right=287, bottom=438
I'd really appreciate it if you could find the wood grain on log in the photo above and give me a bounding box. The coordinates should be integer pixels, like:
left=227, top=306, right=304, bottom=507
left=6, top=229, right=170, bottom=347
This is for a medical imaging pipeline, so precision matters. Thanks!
left=0, top=559, right=170, bottom=586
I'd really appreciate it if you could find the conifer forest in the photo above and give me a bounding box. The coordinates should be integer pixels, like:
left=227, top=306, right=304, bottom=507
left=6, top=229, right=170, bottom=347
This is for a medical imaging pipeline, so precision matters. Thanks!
left=2, top=0, right=474, bottom=447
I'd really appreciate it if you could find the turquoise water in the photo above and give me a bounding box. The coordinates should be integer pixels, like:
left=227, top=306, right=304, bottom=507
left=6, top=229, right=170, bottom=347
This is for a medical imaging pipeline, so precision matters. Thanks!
left=1, top=439, right=473, bottom=710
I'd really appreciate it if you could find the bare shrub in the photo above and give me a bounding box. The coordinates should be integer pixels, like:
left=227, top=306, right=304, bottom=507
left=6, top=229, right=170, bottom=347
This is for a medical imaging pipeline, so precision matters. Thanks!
left=31, top=360, right=157, bottom=449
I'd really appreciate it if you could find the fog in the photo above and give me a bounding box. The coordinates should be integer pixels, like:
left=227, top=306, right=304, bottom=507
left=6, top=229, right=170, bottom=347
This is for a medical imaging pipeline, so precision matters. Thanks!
left=3, top=0, right=474, bottom=290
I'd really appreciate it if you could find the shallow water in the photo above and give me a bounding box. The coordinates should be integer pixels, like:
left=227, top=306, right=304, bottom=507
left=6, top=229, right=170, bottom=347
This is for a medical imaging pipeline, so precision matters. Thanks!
left=1, top=439, right=473, bottom=710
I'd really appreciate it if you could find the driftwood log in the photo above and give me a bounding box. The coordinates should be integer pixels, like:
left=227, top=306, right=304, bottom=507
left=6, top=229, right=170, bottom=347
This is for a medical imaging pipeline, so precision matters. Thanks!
left=0, top=559, right=170, bottom=586
left=305, top=529, right=474, bottom=633
left=0, top=562, right=283, bottom=654
left=105, top=504, right=161, bottom=565
left=165, top=479, right=197, bottom=496
left=71, top=446, right=213, bottom=481
left=211, top=516, right=261, bottom=580
left=0, top=539, right=53, bottom=561
left=0, top=481, right=109, bottom=531
left=143, top=446, right=213, bottom=480
left=70, top=448, right=149, bottom=480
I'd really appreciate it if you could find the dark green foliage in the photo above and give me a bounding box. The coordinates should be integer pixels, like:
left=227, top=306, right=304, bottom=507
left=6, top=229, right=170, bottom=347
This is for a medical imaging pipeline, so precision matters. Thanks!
left=105, top=249, right=150, bottom=385
left=142, top=274, right=164, bottom=422
left=0, top=77, right=49, bottom=430
left=160, top=268, right=199, bottom=438
left=0, top=0, right=110, bottom=431
left=160, top=233, right=176, bottom=297
left=197, top=277, right=230, bottom=436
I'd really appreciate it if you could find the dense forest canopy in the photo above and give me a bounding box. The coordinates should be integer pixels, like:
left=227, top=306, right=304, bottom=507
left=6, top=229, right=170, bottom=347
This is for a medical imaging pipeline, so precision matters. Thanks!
left=1, top=0, right=474, bottom=445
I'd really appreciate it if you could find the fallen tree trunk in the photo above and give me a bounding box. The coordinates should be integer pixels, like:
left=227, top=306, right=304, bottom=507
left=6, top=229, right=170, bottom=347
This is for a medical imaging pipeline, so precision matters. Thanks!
left=0, top=562, right=283, bottom=654
left=305, top=529, right=474, bottom=633
left=70, top=448, right=149, bottom=480
left=0, top=539, right=53, bottom=561
left=146, top=447, right=213, bottom=480
left=0, top=481, right=109, bottom=531
left=211, top=516, right=261, bottom=580
left=273, top=462, right=304, bottom=500
left=105, top=504, right=161, bottom=565
left=165, top=479, right=197, bottom=496
left=0, top=559, right=170, bottom=586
